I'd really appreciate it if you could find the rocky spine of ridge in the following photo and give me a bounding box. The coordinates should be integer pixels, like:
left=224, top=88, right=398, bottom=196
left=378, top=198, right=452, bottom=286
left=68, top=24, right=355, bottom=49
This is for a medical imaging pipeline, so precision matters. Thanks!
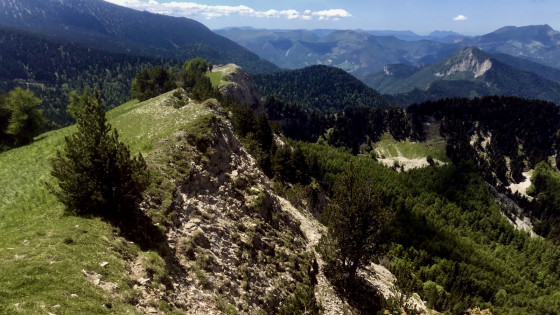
left=129, top=103, right=316, bottom=313
left=215, top=64, right=263, bottom=109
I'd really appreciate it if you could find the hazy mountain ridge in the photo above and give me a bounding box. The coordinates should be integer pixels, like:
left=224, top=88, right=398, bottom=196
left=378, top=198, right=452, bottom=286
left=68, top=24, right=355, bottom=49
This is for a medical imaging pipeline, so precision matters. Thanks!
left=368, top=47, right=560, bottom=105
left=216, top=28, right=459, bottom=78
left=218, top=24, right=560, bottom=84
left=470, top=24, right=560, bottom=68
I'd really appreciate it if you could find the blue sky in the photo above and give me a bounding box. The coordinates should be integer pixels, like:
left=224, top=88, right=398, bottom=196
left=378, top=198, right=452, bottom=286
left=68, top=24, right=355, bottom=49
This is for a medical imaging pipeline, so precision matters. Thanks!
left=105, top=0, right=560, bottom=35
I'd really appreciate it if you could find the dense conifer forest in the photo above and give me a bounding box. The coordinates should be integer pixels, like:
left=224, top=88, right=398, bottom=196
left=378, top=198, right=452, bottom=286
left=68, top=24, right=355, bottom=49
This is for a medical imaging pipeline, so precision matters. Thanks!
left=252, top=65, right=391, bottom=113
left=0, top=26, right=172, bottom=127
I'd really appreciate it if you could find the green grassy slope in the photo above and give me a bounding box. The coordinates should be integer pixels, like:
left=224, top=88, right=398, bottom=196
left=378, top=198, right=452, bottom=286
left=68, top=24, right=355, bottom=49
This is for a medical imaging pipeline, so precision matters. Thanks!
left=373, top=133, right=449, bottom=162
left=0, top=91, right=210, bottom=314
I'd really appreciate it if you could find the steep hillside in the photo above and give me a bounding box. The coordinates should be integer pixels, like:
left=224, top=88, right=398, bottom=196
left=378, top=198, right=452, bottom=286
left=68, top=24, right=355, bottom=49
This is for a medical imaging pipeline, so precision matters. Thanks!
left=6, top=60, right=560, bottom=314
left=0, top=0, right=278, bottom=73
left=362, top=64, right=422, bottom=94
left=0, top=25, right=169, bottom=126
left=0, top=90, right=321, bottom=314
left=372, top=47, right=560, bottom=105
left=253, top=65, right=391, bottom=113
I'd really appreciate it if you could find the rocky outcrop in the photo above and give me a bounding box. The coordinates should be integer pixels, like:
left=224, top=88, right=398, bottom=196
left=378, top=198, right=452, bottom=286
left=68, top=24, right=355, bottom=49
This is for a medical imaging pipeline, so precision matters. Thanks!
left=442, top=47, right=492, bottom=78
left=133, top=103, right=316, bottom=314
left=215, top=64, right=262, bottom=109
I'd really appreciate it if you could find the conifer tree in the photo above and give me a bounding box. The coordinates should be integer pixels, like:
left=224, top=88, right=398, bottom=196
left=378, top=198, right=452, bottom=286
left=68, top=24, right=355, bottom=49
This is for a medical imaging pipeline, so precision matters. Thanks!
left=181, top=58, right=214, bottom=101
left=325, top=162, right=394, bottom=283
left=131, top=66, right=175, bottom=101
left=50, top=89, right=149, bottom=221
left=2, top=87, right=45, bottom=145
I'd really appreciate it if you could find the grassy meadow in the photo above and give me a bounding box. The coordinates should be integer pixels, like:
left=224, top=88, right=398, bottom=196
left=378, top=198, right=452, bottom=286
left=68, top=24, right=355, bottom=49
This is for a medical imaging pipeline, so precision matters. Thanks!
left=0, top=90, right=210, bottom=314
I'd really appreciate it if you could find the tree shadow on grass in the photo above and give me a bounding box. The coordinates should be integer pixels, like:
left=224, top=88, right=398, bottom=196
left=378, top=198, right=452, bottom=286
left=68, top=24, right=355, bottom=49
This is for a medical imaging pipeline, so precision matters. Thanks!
left=105, top=207, right=187, bottom=286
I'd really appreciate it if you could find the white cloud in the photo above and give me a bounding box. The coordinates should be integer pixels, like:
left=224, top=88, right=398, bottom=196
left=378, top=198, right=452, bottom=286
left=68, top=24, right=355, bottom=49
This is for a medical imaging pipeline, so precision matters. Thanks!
left=453, top=14, right=468, bottom=21
left=312, top=9, right=352, bottom=21
left=104, top=0, right=351, bottom=21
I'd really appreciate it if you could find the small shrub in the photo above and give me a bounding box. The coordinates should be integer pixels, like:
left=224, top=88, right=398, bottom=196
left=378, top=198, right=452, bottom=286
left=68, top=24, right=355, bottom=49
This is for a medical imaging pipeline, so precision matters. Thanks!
left=426, top=155, right=435, bottom=166
left=279, top=284, right=322, bottom=315
left=216, top=296, right=239, bottom=315
left=192, top=264, right=210, bottom=288
left=143, top=252, right=171, bottom=287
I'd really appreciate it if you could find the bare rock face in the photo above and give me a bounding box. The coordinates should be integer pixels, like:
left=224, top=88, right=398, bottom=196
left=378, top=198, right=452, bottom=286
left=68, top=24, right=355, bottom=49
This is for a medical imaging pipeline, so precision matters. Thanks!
left=132, top=104, right=315, bottom=314
left=442, top=47, right=492, bottom=78
left=215, top=64, right=262, bottom=109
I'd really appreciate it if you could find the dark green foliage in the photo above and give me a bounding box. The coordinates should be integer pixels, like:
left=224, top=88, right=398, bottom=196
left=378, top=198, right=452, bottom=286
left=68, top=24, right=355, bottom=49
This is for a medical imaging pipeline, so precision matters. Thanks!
left=131, top=66, right=176, bottom=101
left=279, top=284, right=323, bottom=315
left=50, top=89, right=149, bottom=221
left=292, top=142, right=560, bottom=314
left=328, top=107, right=424, bottom=154
left=0, top=87, right=45, bottom=147
left=181, top=58, right=216, bottom=101
left=0, top=94, right=11, bottom=148
left=263, top=95, right=330, bottom=142
left=263, top=96, right=424, bottom=154
left=408, top=96, right=560, bottom=184
left=528, top=162, right=560, bottom=242
left=253, top=65, right=391, bottom=114
left=227, top=100, right=276, bottom=176
left=0, top=26, right=170, bottom=127
left=0, top=1, right=278, bottom=74
left=324, top=162, right=395, bottom=282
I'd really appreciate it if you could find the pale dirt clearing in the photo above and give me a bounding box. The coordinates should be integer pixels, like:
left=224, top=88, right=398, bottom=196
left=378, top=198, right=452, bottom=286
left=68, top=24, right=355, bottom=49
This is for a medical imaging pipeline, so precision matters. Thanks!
left=377, top=156, right=445, bottom=172
left=507, top=170, right=533, bottom=201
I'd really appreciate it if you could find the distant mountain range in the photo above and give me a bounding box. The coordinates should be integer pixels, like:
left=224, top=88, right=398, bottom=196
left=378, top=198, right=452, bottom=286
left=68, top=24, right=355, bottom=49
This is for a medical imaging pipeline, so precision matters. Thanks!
left=217, top=24, right=560, bottom=78
left=368, top=47, right=560, bottom=106
left=215, top=28, right=458, bottom=78
left=0, top=0, right=278, bottom=73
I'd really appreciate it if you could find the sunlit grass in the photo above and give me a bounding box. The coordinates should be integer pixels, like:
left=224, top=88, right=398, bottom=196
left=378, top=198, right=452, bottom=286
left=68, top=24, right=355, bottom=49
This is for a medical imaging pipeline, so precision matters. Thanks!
left=206, top=71, right=224, bottom=89
left=373, top=133, right=449, bottom=162
left=0, top=89, right=211, bottom=313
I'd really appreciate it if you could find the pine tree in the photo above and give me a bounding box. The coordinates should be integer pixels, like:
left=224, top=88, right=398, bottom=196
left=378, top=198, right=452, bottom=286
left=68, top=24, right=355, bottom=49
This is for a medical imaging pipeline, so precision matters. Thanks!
left=131, top=66, right=175, bottom=101
left=325, top=162, right=394, bottom=283
left=2, top=87, right=45, bottom=145
left=50, top=89, right=149, bottom=221
left=181, top=58, right=215, bottom=101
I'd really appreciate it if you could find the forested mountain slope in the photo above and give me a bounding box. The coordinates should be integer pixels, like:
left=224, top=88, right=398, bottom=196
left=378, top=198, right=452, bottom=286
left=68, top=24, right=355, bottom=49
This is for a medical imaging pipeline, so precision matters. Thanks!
left=0, top=0, right=278, bottom=74
left=253, top=65, right=391, bottom=113
left=369, top=47, right=560, bottom=106
left=0, top=26, right=169, bottom=127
